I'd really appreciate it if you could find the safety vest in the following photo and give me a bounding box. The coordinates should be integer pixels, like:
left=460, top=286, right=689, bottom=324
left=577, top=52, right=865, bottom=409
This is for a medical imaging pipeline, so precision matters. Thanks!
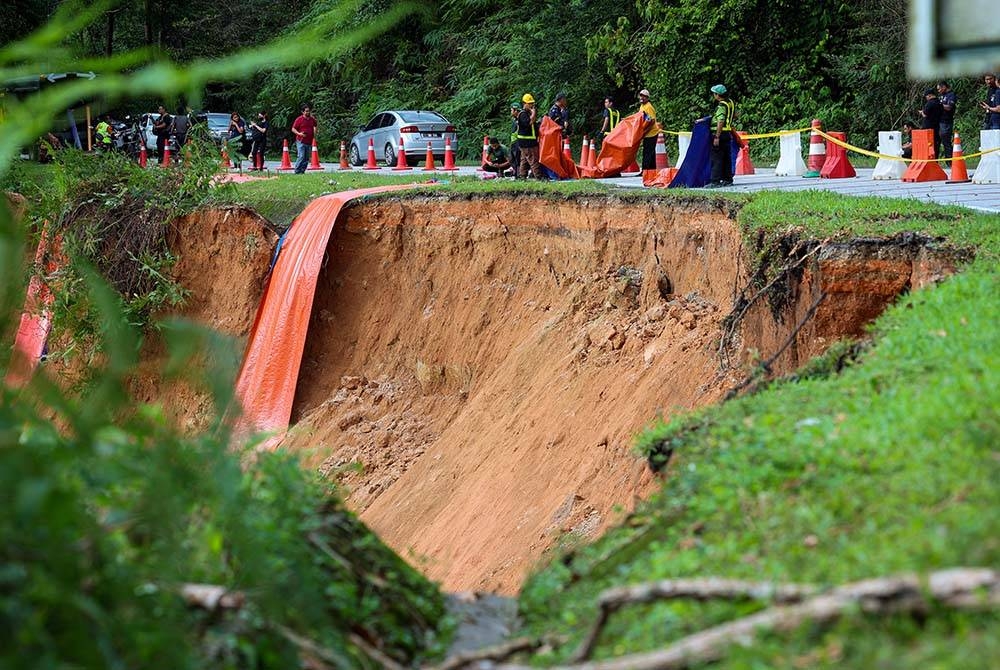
left=718, top=99, right=735, bottom=131
left=516, top=111, right=537, bottom=140
left=606, top=108, right=620, bottom=134
left=96, top=121, right=111, bottom=145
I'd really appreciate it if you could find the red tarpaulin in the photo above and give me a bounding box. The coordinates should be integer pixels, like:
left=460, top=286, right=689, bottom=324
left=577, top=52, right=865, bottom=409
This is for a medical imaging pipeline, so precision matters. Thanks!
left=234, top=184, right=430, bottom=448
left=581, top=112, right=652, bottom=179
left=5, top=223, right=59, bottom=388
left=539, top=116, right=579, bottom=179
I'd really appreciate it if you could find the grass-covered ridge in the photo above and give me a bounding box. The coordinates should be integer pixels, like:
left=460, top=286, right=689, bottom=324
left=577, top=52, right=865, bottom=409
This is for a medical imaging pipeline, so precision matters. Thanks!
left=514, top=195, right=999, bottom=667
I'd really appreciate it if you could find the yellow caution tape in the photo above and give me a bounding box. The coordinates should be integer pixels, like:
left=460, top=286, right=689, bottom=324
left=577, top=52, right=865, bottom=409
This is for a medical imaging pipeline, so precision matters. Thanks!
left=737, top=127, right=812, bottom=140
left=813, top=128, right=1000, bottom=163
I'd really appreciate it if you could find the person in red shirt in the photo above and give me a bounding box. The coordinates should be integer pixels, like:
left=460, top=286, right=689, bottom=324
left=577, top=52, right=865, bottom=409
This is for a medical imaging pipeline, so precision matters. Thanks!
left=291, top=103, right=317, bottom=173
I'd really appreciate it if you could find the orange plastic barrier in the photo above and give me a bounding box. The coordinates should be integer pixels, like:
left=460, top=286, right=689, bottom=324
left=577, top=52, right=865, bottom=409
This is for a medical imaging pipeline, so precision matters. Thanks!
left=902, top=128, right=947, bottom=182
left=5, top=223, right=60, bottom=388
left=580, top=112, right=651, bottom=178
left=539, top=116, right=579, bottom=179
left=234, top=184, right=430, bottom=447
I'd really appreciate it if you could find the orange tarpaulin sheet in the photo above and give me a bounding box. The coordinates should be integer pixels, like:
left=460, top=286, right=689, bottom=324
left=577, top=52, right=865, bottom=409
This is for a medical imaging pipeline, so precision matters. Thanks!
left=539, top=116, right=579, bottom=179
left=5, top=223, right=59, bottom=388
left=581, top=112, right=652, bottom=178
left=234, top=184, right=428, bottom=446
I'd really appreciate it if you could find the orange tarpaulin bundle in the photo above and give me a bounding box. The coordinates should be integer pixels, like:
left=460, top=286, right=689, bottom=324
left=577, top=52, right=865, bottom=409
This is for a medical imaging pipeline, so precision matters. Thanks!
left=234, top=184, right=428, bottom=449
left=580, top=112, right=652, bottom=179
left=539, top=116, right=579, bottom=179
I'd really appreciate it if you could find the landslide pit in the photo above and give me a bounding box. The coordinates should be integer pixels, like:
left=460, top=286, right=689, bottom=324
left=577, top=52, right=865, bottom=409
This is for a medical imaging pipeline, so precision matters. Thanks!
left=140, top=195, right=963, bottom=594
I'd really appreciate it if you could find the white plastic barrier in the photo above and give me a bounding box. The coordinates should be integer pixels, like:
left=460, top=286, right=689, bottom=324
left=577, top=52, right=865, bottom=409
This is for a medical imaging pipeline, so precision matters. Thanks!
left=774, top=132, right=807, bottom=176
left=872, top=131, right=907, bottom=180
left=972, top=129, right=1000, bottom=184
left=676, top=132, right=692, bottom=170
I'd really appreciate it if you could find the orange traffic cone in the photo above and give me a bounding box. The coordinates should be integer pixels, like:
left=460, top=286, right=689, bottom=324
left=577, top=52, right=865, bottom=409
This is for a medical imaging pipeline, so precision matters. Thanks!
left=423, top=141, right=437, bottom=171
left=563, top=136, right=572, bottom=162
left=804, top=119, right=825, bottom=178
left=441, top=137, right=459, bottom=171
left=307, top=138, right=322, bottom=170
left=221, top=145, right=232, bottom=170
left=363, top=137, right=379, bottom=170
left=580, top=135, right=590, bottom=167
left=162, top=143, right=172, bottom=167
left=338, top=140, right=351, bottom=170
left=392, top=137, right=412, bottom=171
left=946, top=133, right=970, bottom=183
left=654, top=132, right=669, bottom=170
left=256, top=150, right=265, bottom=171
left=480, top=135, right=489, bottom=168
left=735, top=132, right=755, bottom=175
left=624, top=159, right=640, bottom=174
left=138, top=143, right=147, bottom=168
left=278, top=139, right=293, bottom=171
left=587, top=138, right=597, bottom=169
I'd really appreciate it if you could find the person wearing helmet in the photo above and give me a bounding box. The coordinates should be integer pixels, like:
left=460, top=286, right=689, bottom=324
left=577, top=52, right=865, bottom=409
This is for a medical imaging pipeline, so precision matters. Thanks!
left=516, top=93, right=543, bottom=179
left=548, top=92, right=570, bottom=137
left=637, top=89, right=660, bottom=171
left=509, top=101, right=522, bottom=178
left=706, top=84, right=736, bottom=188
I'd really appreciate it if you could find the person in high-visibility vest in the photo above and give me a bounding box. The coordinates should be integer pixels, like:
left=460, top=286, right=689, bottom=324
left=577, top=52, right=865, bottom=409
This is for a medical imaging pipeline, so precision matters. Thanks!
left=516, top=93, right=543, bottom=179
left=706, top=84, right=736, bottom=188
left=637, top=89, right=660, bottom=171
left=94, top=114, right=114, bottom=152
left=599, top=96, right=620, bottom=138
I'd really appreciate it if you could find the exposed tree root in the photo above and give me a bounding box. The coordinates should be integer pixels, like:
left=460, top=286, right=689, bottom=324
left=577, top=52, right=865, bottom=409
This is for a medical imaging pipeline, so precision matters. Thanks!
left=497, top=568, right=998, bottom=670
left=433, top=636, right=559, bottom=670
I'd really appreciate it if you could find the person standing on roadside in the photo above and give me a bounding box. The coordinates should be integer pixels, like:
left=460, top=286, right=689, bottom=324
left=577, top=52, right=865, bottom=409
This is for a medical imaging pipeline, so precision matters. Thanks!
left=981, top=73, right=1000, bottom=130
left=599, top=96, right=620, bottom=139
left=509, top=102, right=522, bottom=178
left=919, top=88, right=943, bottom=157
left=249, top=111, right=269, bottom=170
left=172, top=106, right=191, bottom=148
left=227, top=111, right=247, bottom=167
left=548, top=92, right=571, bottom=137
left=936, top=81, right=956, bottom=159
left=516, top=93, right=543, bottom=179
left=706, top=84, right=736, bottom=188
left=637, top=89, right=660, bottom=172
left=291, top=103, right=317, bottom=174
left=152, top=105, right=173, bottom=164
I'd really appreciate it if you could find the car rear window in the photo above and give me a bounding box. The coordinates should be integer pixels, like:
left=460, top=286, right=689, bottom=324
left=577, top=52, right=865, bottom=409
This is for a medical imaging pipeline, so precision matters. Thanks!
left=397, top=111, right=447, bottom=123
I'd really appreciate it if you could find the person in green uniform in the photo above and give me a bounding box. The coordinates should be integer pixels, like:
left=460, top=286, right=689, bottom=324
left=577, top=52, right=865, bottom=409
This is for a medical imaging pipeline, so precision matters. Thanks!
left=483, top=137, right=512, bottom=176
left=95, top=114, right=114, bottom=152
left=706, top=84, right=735, bottom=188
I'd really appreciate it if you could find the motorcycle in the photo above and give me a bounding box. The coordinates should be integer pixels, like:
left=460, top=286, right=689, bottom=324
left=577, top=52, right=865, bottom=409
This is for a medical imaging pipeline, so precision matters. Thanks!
left=112, top=115, right=146, bottom=160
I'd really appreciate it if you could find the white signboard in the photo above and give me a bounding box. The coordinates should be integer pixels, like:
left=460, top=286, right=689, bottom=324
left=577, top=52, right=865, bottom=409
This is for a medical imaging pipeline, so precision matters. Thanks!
left=909, top=0, right=1000, bottom=78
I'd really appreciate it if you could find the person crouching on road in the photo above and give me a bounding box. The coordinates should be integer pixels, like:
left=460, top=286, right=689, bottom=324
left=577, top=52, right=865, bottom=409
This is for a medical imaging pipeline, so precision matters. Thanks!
left=637, top=89, right=660, bottom=171
left=95, top=114, right=114, bottom=153
left=706, top=84, right=736, bottom=188
left=509, top=102, right=522, bottom=178
left=516, top=94, right=544, bottom=179
left=483, top=137, right=512, bottom=176
left=291, top=103, right=317, bottom=174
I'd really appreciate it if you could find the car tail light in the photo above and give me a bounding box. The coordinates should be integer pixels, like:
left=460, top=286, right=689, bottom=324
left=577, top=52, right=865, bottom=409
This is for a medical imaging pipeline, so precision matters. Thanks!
left=399, top=125, right=418, bottom=133
left=445, top=125, right=456, bottom=133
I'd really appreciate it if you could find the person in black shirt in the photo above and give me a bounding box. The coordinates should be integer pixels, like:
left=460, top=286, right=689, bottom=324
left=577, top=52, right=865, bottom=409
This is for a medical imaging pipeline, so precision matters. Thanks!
left=248, top=111, right=269, bottom=170
left=152, top=105, right=173, bottom=163
left=936, top=81, right=956, bottom=159
left=547, top=92, right=570, bottom=137
left=901, top=120, right=916, bottom=159
left=918, top=89, right=942, bottom=158
left=981, top=73, right=1000, bottom=130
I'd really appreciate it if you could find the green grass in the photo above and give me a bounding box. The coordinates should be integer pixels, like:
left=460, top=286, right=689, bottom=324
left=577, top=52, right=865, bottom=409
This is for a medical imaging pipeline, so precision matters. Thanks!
left=514, top=195, right=1000, bottom=667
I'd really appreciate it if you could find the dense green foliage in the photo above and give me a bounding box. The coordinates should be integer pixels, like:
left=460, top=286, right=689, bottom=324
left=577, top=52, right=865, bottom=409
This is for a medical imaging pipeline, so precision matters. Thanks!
left=12, top=0, right=993, bottom=161
left=518, top=196, right=1000, bottom=667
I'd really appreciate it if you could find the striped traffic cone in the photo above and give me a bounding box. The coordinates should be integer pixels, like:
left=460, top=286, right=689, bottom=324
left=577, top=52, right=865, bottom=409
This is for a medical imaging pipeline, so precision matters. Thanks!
left=162, top=143, right=172, bottom=167
left=580, top=135, right=590, bottom=167
left=138, top=143, right=147, bottom=168
left=278, top=139, right=293, bottom=171
left=338, top=140, right=351, bottom=170
left=221, top=145, right=232, bottom=170
left=654, top=132, right=669, bottom=170
left=423, top=141, right=437, bottom=171
left=392, top=137, right=412, bottom=171
left=441, top=137, right=459, bottom=171
left=307, top=138, right=322, bottom=170
left=363, top=137, right=379, bottom=170
left=479, top=135, right=489, bottom=169
left=946, top=133, right=970, bottom=183
left=804, top=119, right=825, bottom=178
left=563, top=136, right=572, bottom=162
left=587, top=138, right=597, bottom=169
left=735, top=132, right=755, bottom=175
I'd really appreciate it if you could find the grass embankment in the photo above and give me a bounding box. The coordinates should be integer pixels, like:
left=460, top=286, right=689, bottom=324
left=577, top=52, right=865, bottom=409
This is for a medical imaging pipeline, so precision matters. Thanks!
left=514, top=195, right=1000, bottom=667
